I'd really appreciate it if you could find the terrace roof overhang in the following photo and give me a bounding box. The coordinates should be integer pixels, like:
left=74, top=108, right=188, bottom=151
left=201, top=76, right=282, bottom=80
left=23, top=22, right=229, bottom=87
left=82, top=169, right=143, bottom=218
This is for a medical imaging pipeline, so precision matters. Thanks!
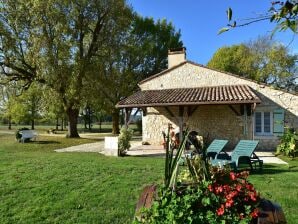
left=116, top=85, right=261, bottom=109
left=116, top=85, right=261, bottom=140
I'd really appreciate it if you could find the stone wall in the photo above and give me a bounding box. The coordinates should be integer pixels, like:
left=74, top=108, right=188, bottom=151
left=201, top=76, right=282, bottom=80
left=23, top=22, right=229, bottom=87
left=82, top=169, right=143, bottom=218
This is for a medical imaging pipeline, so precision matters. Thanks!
left=142, top=105, right=253, bottom=150
left=140, top=62, right=298, bottom=150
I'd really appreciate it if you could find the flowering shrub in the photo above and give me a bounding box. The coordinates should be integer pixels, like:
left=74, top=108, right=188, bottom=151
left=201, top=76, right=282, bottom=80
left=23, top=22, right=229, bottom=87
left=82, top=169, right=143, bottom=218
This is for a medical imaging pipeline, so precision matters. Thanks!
left=207, top=168, right=260, bottom=223
left=135, top=168, right=260, bottom=224
left=135, top=129, right=261, bottom=223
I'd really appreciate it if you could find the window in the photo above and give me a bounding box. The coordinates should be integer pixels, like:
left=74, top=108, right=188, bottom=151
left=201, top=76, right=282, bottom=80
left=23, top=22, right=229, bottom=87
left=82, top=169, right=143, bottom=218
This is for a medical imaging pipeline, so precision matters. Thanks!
left=254, top=111, right=273, bottom=136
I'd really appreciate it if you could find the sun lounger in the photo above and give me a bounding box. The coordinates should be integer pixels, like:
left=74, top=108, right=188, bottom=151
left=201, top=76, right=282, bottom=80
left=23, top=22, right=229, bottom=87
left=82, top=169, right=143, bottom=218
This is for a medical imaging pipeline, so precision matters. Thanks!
left=206, top=139, right=229, bottom=159
left=212, top=140, right=263, bottom=171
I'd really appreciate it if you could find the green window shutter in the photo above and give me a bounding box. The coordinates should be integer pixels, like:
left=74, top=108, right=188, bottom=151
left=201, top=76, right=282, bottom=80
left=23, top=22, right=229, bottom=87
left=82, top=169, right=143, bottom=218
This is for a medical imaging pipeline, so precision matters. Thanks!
left=273, top=109, right=284, bottom=136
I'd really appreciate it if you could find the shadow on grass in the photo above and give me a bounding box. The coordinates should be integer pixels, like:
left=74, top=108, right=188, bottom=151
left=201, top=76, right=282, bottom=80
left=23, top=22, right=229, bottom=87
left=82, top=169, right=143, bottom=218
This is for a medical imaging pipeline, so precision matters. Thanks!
left=127, top=153, right=165, bottom=158
left=248, top=164, right=298, bottom=176
left=80, top=137, right=105, bottom=141
left=29, top=140, right=61, bottom=145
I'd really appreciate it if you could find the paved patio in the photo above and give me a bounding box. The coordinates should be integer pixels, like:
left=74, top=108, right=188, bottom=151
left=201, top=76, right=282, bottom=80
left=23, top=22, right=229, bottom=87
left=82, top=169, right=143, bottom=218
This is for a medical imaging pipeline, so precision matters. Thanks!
left=55, top=141, right=288, bottom=164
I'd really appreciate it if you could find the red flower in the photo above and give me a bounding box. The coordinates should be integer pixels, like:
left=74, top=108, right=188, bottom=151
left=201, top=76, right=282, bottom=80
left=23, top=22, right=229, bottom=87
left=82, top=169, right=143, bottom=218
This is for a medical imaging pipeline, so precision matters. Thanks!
left=215, top=185, right=223, bottom=194
left=230, top=172, right=237, bottom=180
left=216, top=205, right=225, bottom=216
left=223, top=184, right=231, bottom=192
left=250, top=208, right=259, bottom=218
left=236, top=184, right=242, bottom=192
left=226, top=191, right=237, bottom=200
left=225, top=199, right=234, bottom=208
left=249, top=192, right=257, bottom=201
left=208, top=184, right=213, bottom=192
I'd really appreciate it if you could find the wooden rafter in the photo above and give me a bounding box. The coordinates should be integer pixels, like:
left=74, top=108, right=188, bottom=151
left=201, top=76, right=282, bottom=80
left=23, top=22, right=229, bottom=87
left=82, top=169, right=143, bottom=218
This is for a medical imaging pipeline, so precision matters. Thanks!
left=228, top=105, right=241, bottom=116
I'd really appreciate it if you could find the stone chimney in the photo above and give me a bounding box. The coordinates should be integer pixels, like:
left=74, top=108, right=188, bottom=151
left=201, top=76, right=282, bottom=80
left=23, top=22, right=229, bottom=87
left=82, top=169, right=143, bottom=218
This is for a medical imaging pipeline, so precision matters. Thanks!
left=168, top=47, right=186, bottom=69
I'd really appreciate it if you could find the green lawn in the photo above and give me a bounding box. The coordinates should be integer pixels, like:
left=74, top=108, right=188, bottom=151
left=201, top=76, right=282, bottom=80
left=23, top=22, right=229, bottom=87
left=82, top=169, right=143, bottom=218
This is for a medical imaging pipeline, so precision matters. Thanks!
left=0, top=133, right=164, bottom=223
left=0, top=132, right=297, bottom=223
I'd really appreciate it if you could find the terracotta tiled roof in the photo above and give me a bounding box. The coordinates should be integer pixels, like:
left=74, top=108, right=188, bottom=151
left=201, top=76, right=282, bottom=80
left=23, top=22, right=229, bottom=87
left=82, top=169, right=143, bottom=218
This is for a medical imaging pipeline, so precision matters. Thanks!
left=117, top=85, right=261, bottom=108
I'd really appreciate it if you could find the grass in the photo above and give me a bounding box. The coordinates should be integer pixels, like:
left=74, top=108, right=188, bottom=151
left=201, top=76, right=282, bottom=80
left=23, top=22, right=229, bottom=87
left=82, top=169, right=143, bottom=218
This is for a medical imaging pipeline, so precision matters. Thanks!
left=0, top=133, right=164, bottom=223
left=248, top=157, right=298, bottom=223
left=0, top=132, right=297, bottom=223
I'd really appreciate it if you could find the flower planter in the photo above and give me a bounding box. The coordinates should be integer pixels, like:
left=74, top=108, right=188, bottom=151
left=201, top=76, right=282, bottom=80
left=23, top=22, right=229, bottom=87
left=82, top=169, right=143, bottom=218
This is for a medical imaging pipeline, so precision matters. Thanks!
left=135, top=185, right=287, bottom=224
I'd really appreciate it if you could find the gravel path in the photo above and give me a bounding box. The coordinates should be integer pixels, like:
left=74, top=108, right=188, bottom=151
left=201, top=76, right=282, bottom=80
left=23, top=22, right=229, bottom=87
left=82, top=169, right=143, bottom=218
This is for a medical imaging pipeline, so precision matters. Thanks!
left=55, top=141, right=142, bottom=153
left=55, top=142, right=288, bottom=164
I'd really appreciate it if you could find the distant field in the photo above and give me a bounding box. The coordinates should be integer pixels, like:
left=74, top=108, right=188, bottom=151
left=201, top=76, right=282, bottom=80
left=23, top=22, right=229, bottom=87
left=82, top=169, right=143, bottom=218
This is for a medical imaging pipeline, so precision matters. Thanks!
left=0, top=123, right=139, bottom=135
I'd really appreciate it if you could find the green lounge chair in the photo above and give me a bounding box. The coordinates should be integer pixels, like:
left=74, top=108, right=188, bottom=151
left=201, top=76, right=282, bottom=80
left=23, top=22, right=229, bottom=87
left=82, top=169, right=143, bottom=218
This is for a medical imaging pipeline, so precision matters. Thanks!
left=179, top=139, right=228, bottom=166
left=206, top=139, right=229, bottom=159
left=212, top=140, right=263, bottom=171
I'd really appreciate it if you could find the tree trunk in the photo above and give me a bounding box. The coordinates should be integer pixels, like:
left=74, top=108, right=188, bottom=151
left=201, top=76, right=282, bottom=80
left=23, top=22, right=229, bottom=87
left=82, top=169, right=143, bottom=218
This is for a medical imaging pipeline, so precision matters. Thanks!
left=99, top=116, right=102, bottom=132
left=56, top=118, right=59, bottom=130
left=112, top=109, right=120, bottom=134
left=8, top=116, right=11, bottom=130
left=88, top=109, right=92, bottom=131
left=31, top=119, right=35, bottom=130
left=66, top=107, right=80, bottom=138
left=84, top=116, right=87, bottom=129
left=61, top=117, right=64, bottom=131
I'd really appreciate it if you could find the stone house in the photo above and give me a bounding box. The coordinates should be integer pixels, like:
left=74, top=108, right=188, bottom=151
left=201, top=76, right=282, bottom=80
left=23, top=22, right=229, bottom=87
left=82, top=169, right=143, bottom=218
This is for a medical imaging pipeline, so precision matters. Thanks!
left=117, top=48, right=298, bottom=150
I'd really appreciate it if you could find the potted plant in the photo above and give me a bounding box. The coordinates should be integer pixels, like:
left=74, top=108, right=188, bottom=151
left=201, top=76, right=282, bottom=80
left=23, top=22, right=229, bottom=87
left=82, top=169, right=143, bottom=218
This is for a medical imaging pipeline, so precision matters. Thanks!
left=134, top=125, right=286, bottom=224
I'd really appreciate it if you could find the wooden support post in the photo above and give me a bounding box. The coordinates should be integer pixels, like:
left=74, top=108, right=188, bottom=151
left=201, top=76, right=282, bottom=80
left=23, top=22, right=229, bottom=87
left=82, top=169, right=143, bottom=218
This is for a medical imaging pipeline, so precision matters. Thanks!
left=165, top=107, right=175, bottom=117
left=228, top=105, right=241, bottom=116
left=124, top=108, right=128, bottom=129
left=243, top=104, right=248, bottom=137
left=187, top=106, right=198, bottom=117
left=142, top=107, right=147, bottom=117
left=178, top=106, right=184, bottom=142
left=127, top=108, right=140, bottom=126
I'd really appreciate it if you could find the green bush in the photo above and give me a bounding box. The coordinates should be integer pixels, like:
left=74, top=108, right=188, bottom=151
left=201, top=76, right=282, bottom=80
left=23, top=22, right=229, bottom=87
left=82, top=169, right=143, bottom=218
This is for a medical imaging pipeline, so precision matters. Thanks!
left=276, top=128, right=298, bottom=158
left=118, top=127, right=133, bottom=156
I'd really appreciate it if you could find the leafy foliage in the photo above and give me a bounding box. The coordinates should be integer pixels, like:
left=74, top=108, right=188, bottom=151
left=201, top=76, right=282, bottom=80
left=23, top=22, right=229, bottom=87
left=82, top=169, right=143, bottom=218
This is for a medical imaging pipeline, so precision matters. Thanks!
left=135, top=127, right=261, bottom=223
left=163, top=126, right=189, bottom=189
left=207, top=36, right=297, bottom=91
left=276, top=128, right=298, bottom=157
left=221, top=1, right=298, bottom=34
left=92, top=15, right=183, bottom=134
left=0, top=0, right=132, bottom=137
left=135, top=169, right=260, bottom=224
left=118, top=127, right=133, bottom=156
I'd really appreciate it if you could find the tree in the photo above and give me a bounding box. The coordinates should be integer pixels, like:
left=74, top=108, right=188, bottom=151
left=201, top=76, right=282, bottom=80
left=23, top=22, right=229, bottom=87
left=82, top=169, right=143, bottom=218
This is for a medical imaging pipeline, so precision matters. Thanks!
left=92, top=16, right=183, bottom=134
left=0, top=82, right=23, bottom=129
left=8, top=83, right=43, bottom=129
left=220, top=1, right=298, bottom=34
left=207, top=36, right=297, bottom=91
left=42, top=88, right=66, bottom=130
left=207, top=44, right=255, bottom=79
left=0, top=0, right=132, bottom=137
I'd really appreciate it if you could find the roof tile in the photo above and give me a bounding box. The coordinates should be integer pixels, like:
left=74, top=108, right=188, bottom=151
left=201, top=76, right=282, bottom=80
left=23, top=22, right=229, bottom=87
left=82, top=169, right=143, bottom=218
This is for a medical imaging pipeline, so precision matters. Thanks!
left=117, top=85, right=261, bottom=108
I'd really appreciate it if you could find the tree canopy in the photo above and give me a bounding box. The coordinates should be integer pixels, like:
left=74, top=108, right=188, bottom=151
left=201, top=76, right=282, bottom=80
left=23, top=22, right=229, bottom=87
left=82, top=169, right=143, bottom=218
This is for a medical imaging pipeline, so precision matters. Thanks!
left=0, top=0, right=183, bottom=135
left=207, top=36, right=297, bottom=92
left=88, top=15, right=183, bottom=134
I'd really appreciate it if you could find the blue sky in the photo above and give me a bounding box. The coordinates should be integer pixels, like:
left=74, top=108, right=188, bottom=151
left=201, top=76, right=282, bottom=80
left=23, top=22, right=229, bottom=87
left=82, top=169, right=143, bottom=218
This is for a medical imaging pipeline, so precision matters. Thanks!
left=129, top=0, right=298, bottom=65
